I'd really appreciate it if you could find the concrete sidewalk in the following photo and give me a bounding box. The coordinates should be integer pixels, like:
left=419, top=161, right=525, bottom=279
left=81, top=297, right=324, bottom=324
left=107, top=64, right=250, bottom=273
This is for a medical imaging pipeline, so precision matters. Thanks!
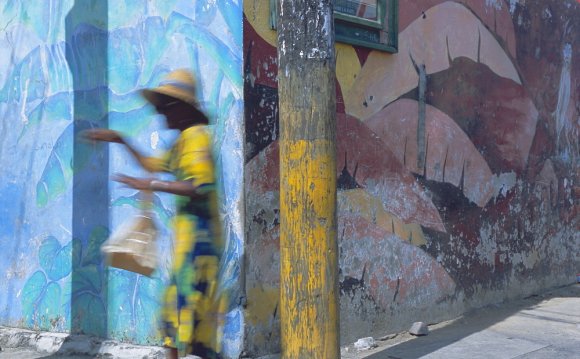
left=1, top=284, right=579, bottom=358
left=0, top=327, right=165, bottom=359
left=344, top=283, right=580, bottom=359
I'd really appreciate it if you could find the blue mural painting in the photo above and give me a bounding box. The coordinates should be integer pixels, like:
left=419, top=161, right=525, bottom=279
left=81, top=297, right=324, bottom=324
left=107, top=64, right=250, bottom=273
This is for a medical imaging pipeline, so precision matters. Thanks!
left=0, top=1, right=244, bottom=357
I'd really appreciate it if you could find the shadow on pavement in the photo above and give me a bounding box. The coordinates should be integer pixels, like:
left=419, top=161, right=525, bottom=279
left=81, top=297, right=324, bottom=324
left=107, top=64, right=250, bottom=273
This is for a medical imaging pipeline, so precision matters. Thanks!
left=364, top=284, right=580, bottom=359
left=37, top=336, right=96, bottom=359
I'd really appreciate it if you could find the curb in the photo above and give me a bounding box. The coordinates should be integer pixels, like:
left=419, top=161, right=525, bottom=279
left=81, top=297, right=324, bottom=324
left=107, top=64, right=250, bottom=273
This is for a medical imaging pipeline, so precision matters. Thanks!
left=0, top=326, right=165, bottom=358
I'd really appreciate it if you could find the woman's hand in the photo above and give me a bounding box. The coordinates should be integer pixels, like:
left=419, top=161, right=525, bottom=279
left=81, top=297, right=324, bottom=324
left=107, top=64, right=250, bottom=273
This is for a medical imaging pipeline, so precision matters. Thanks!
left=83, top=130, right=156, bottom=172
left=83, top=129, right=125, bottom=144
left=112, top=174, right=152, bottom=191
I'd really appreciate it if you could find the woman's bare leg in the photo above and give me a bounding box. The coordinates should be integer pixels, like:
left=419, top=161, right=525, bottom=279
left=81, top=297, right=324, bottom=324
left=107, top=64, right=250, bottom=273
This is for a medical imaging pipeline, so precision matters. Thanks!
left=166, top=347, right=178, bottom=359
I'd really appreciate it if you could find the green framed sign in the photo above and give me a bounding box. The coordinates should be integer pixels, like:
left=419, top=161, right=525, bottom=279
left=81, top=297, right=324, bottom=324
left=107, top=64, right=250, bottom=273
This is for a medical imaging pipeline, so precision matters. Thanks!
left=335, top=0, right=383, bottom=29
left=270, top=0, right=398, bottom=53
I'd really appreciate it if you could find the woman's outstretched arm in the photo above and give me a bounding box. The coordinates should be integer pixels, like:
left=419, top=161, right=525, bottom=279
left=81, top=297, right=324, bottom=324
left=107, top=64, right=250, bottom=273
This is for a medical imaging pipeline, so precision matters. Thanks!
left=83, top=129, right=164, bottom=172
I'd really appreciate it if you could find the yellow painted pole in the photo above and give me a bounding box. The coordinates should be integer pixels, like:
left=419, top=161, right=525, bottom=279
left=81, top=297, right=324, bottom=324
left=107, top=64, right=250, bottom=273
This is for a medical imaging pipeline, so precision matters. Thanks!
left=277, top=1, right=339, bottom=358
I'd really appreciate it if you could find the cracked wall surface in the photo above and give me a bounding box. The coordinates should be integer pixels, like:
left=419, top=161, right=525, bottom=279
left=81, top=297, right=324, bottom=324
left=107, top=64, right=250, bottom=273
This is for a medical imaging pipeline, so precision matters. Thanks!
left=243, top=0, right=580, bottom=356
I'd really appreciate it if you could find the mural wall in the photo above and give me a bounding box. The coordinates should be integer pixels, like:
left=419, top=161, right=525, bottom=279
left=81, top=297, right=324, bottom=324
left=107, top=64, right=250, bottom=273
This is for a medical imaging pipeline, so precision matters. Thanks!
left=0, top=1, right=244, bottom=358
left=244, top=0, right=579, bottom=356
left=0, top=0, right=104, bottom=337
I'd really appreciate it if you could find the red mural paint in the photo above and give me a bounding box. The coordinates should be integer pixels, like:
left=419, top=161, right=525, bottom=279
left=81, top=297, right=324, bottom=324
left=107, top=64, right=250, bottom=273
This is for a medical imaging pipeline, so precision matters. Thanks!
left=243, top=16, right=278, bottom=89
left=353, top=47, right=372, bottom=66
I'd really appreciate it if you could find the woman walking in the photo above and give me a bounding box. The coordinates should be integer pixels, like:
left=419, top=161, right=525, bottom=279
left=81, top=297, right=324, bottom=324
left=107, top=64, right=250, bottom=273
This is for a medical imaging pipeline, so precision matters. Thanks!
left=85, top=70, right=224, bottom=359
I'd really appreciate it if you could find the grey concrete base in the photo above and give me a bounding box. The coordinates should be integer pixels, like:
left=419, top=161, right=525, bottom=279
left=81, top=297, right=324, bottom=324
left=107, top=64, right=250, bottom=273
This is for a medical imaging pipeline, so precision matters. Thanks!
left=0, top=347, right=91, bottom=359
left=0, top=327, right=165, bottom=358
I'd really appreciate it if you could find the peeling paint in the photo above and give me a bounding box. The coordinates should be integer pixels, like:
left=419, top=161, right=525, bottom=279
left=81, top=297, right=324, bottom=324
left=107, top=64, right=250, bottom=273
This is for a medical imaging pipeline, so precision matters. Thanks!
left=150, top=131, right=159, bottom=150
left=243, top=0, right=580, bottom=356
left=509, top=0, right=519, bottom=14
left=485, top=0, right=503, bottom=11
left=554, top=42, right=577, bottom=160
left=491, top=172, right=518, bottom=199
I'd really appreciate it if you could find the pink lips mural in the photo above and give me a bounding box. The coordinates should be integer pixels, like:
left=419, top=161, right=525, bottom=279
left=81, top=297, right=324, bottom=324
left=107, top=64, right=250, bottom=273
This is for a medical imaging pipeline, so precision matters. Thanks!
left=366, top=99, right=495, bottom=207
left=244, top=1, right=534, bottom=311
left=243, top=1, right=579, bottom=343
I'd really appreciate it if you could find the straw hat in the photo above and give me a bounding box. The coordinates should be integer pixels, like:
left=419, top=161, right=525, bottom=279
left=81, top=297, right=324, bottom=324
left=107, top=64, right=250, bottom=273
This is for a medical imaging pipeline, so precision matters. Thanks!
left=141, top=69, right=209, bottom=124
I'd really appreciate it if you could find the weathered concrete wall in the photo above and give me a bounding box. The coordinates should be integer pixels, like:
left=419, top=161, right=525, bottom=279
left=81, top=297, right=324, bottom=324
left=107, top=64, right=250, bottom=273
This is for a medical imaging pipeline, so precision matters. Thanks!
left=243, top=0, right=580, bottom=356
left=0, top=1, right=244, bottom=358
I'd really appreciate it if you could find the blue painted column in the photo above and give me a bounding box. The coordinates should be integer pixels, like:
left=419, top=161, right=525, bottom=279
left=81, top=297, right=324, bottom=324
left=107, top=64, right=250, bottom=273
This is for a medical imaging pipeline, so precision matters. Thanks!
left=66, top=0, right=110, bottom=337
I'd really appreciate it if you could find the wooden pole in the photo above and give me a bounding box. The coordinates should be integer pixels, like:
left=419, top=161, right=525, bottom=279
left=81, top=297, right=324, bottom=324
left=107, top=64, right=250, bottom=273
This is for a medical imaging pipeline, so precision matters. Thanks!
left=277, top=1, right=339, bottom=358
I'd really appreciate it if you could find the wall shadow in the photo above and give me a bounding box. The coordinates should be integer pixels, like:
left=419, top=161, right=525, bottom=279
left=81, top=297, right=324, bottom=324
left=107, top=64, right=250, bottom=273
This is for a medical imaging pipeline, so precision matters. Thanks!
left=65, top=0, right=109, bottom=339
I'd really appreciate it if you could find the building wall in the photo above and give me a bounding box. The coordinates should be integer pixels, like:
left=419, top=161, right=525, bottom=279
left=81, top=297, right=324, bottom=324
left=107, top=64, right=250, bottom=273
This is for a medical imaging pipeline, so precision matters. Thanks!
left=0, top=0, right=106, bottom=338
left=0, top=1, right=244, bottom=358
left=243, top=0, right=579, bottom=356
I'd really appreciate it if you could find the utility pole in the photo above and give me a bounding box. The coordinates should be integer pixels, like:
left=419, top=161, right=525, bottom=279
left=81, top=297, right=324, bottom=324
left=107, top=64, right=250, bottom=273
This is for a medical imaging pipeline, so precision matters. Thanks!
left=277, top=1, right=339, bottom=358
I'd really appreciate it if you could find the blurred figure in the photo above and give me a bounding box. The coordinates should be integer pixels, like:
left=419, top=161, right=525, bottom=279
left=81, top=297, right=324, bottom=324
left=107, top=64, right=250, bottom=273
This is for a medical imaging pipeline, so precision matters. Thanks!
left=85, top=70, right=224, bottom=359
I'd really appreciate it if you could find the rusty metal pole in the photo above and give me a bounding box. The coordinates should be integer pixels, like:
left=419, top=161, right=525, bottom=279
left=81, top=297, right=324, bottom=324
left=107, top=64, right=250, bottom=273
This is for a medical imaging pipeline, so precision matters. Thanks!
left=277, top=1, right=339, bottom=358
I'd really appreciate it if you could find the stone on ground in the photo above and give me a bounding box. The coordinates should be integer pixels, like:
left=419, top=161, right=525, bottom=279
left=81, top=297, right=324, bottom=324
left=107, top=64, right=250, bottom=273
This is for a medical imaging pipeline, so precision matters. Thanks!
left=409, top=321, right=429, bottom=336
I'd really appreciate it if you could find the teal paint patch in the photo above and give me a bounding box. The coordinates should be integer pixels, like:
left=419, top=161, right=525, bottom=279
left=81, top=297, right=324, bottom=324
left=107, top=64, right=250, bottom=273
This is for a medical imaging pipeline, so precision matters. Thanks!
left=35, top=124, right=73, bottom=207
left=73, top=265, right=103, bottom=294
left=81, top=226, right=109, bottom=267
left=39, top=236, right=72, bottom=281
left=195, top=0, right=218, bottom=26
left=69, top=227, right=108, bottom=336
left=20, top=226, right=108, bottom=334
left=108, top=106, right=155, bottom=136
left=21, top=271, right=65, bottom=331
left=21, top=271, right=48, bottom=326
left=38, top=282, right=63, bottom=328
left=217, top=0, right=243, bottom=47
left=73, top=291, right=106, bottom=335
left=20, top=92, right=71, bottom=140
left=36, top=160, right=67, bottom=208
left=108, top=28, right=144, bottom=95
left=167, top=12, right=243, bottom=91
left=108, top=270, right=164, bottom=343
left=35, top=121, right=95, bottom=207
left=133, top=17, right=166, bottom=88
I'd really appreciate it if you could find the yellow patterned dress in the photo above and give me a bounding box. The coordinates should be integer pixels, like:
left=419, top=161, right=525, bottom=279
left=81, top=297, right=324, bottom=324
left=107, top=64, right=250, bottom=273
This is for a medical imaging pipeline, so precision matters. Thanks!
left=147, top=125, right=224, bottom=358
